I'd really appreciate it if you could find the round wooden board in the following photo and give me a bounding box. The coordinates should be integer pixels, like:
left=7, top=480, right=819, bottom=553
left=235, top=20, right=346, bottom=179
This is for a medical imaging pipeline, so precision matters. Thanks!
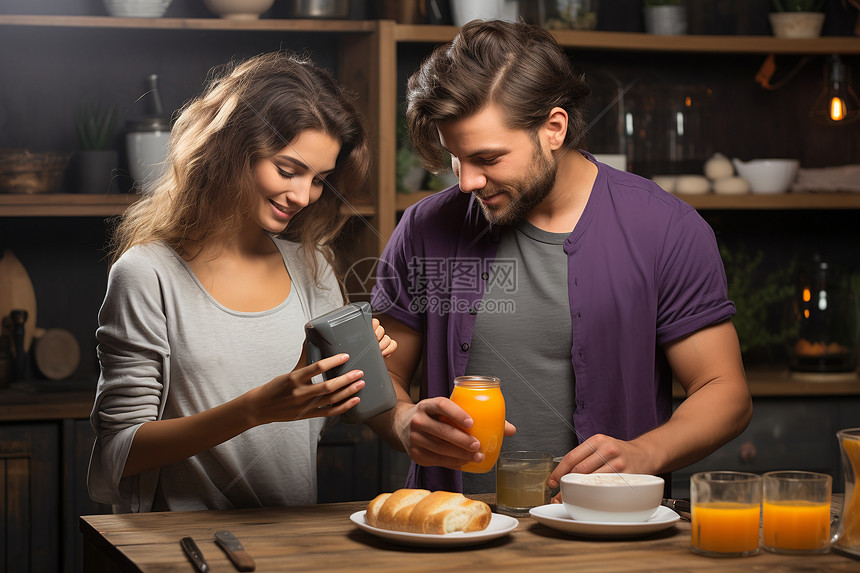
left=33, top=328, right=80, bottom=380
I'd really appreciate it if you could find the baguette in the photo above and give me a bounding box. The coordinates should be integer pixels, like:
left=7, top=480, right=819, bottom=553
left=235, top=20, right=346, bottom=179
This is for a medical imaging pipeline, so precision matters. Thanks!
left=365, top=492, right=391, bottom=527
left=365, top=489, right=491, bottom=534
left=369, top=488, right=430, bottom=530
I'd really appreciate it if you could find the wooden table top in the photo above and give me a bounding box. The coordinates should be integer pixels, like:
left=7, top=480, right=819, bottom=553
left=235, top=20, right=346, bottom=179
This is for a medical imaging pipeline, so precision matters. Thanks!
left=80, top=496, right=859, bottom=573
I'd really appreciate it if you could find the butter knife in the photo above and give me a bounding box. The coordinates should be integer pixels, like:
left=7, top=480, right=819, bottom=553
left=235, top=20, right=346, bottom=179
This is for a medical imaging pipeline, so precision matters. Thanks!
left=180, top=537, right=209, bottom=573
left=661, top=498, right=691, bottom=521
left=214, top=530, right=256, bottom=572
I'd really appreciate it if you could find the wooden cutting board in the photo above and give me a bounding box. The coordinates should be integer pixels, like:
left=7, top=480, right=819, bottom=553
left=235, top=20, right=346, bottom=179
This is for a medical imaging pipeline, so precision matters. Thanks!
left=0, top=249, right=37, bottom=352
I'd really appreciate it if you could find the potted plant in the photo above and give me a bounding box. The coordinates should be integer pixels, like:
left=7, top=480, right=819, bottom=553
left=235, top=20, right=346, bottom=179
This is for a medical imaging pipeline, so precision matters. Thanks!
left=643, top=0, right=687, bottom=35
left=769, top=0, right=826, bottom=38
left=74, top=102, right=119, bottom=193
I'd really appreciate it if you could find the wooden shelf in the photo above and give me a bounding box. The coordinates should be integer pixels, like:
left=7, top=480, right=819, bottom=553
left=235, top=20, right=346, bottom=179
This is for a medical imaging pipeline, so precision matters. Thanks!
left=0, top=193, right=373, bottom=218
left=746, top=369, right=860, bottom=396
left=396, top=190, right=860, bottom=212
left=675, top=192, right=860, bottom=209
left=0, top=193, right=138, bottom=216
left=0, top=14, right=376, bottom=33
left=674, top=368, right=860, bottom=399
left=4, top=16, right=855, bottom=53
left=393, top=24, right=860, bottom=54
left=8, top=189, right=854, bottom=219
left=0, top=388, right=95, bottom=421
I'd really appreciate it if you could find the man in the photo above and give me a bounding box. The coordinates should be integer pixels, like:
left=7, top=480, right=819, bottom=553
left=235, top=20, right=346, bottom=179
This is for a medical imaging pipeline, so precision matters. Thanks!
left=367, top=19, right=752, bottom=495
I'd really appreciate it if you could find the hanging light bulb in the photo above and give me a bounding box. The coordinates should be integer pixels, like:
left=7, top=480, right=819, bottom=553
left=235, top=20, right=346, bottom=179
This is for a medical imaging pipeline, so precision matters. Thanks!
left=811, top=55, right=860, bottom=125
left=831, top=96, right=845, bottom=121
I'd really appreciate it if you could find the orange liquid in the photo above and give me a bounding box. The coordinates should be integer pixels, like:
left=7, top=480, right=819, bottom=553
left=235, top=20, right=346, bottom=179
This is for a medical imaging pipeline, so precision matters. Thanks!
left=691, top=502, right=761, bottom=554
left=842, top=436, right=860, bottom=545
left=450, top=384, right=505, bottom=473
left=763, top=500, right=830, bottom=550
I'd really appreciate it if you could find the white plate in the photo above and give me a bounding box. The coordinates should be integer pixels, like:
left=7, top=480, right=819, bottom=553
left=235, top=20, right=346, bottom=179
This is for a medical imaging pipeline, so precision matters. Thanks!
left=349, top=510, right=518, bottom=547
left=528, top=504, right=680, bottom=538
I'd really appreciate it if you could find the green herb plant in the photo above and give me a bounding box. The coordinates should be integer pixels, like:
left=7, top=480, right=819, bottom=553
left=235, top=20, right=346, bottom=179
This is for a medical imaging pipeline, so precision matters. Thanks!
left=395, top=111, right=426, bottom=193
left=771, top=0, right=826, bottom=12
left=76, top=103, right=118, bottom=150
left=720, top=243, right=799, bottom=364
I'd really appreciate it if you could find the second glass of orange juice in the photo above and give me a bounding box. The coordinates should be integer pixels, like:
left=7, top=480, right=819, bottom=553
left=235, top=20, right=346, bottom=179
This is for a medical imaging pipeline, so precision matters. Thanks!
left=450, top=376, right=505, bottom=473
left=762, top=470, right=832, bottom=555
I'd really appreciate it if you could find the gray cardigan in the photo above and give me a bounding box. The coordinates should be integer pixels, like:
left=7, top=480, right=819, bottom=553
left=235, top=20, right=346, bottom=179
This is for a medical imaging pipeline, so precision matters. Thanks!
left=88, top=238, right=343, bottom=512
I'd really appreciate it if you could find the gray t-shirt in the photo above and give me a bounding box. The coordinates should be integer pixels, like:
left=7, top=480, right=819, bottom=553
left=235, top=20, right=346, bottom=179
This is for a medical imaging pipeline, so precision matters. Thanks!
left=463, top=221, right=576, bottom=494
left=88, top=238, right=344, bottom=512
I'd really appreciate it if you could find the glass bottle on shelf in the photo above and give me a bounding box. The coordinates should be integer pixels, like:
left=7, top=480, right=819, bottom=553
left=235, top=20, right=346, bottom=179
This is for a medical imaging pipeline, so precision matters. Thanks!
left=787, top=255, right=859, bottom=376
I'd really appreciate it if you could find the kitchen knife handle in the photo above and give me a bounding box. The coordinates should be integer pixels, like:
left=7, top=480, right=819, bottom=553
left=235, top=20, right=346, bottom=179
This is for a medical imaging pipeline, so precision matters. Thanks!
left=661, top=498, right=691, bottom=521
left=180, top=537, right=209, bottom=573
left=223, top=547, right=255, bottom=572
left=214, top=530, right=256, bottom=572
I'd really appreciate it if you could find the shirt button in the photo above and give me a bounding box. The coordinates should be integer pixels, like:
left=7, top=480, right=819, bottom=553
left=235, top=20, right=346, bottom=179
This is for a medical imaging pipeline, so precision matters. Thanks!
left=578, top=351, right=584, bottom=358
left=481, top=272, right=489, bottom=281
left=461, top=343, right=470, bottom=351
left=469, top=307, right=477, bottom=315
left=577, top=311, right=582, bottom=318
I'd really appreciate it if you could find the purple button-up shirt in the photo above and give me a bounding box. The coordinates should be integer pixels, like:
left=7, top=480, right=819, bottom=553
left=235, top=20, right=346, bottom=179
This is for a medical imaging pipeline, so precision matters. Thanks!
left=371, top=155, right=736, bottom=492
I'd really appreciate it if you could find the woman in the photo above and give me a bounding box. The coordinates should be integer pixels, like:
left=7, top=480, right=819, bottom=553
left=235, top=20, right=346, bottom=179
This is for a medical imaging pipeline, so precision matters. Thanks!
left=88, top=51, right=395, bottom=512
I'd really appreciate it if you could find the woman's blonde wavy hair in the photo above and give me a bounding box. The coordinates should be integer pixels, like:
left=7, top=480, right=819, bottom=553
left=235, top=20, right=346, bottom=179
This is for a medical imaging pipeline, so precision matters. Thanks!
left=109, top=51, right=370, bottom=284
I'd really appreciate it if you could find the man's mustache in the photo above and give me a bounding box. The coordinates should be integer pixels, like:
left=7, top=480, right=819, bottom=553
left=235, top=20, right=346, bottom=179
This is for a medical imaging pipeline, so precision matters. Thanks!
left=473, top=186, right=511, bottom=200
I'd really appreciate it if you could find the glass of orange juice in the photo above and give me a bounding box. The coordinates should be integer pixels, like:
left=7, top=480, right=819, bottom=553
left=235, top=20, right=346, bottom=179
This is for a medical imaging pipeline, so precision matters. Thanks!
left=449, top=376, right=505, bottom=473
left=762, top=470, right=831, bottom=555
left=834, top=428, right=860, bottom=557
left=691, top=471, right=762, bottom=557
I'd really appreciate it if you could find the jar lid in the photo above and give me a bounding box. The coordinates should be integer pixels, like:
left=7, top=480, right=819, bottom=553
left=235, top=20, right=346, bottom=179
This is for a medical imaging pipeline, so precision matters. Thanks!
left=454, top=375, right=501, bottom=388
left=126, top=116, right=170, bottom=132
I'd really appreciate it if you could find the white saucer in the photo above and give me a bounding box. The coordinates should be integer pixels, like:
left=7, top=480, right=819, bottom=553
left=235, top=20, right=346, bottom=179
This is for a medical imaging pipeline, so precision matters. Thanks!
left=349, top=510, right=518, bottom=547
left=528, top=504, right=680, bottom=538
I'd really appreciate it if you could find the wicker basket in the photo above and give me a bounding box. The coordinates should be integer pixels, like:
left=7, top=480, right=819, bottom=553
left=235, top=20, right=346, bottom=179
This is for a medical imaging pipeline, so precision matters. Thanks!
left=0, top=148, right=71, bottom=194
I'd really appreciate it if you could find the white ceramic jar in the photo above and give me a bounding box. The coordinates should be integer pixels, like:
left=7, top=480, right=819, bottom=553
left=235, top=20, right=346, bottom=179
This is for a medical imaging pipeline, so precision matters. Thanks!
left=450, top=0, right=519, bottom=27
left=126, top=117, right=170, bottom=188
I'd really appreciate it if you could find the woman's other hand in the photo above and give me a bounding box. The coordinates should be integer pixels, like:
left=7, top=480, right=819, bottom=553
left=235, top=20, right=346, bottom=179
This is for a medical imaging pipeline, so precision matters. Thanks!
left=373, top=317, right=397, bottom=357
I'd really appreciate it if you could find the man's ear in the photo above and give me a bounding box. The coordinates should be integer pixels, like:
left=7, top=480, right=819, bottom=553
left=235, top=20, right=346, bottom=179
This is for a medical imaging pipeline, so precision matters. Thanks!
left=543, top=107, right=569, bottom=151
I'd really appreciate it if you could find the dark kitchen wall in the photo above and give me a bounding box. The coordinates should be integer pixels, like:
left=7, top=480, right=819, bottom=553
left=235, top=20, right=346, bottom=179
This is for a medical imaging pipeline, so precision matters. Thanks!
left=0, top=26, right=337, bottom=158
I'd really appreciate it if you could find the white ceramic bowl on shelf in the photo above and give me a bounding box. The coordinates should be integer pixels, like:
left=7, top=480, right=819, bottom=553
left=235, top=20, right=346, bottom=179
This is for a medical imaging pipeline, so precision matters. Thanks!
left=731, top=158, right=800, bottom=194
left=203, top=0, right=275, bottom=20
left=560, top=473, right=664, bottom=523
left=103, top=0, right=172, bottom=18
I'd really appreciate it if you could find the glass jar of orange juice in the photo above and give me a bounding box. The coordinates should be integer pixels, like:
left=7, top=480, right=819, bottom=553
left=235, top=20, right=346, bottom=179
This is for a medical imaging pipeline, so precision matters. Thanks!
left=450, top=376, right=505, bottom=473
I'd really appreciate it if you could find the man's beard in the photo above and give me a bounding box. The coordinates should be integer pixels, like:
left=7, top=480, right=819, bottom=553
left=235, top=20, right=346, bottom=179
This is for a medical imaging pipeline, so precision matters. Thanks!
left=475, top=147, right=557, bottom=226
